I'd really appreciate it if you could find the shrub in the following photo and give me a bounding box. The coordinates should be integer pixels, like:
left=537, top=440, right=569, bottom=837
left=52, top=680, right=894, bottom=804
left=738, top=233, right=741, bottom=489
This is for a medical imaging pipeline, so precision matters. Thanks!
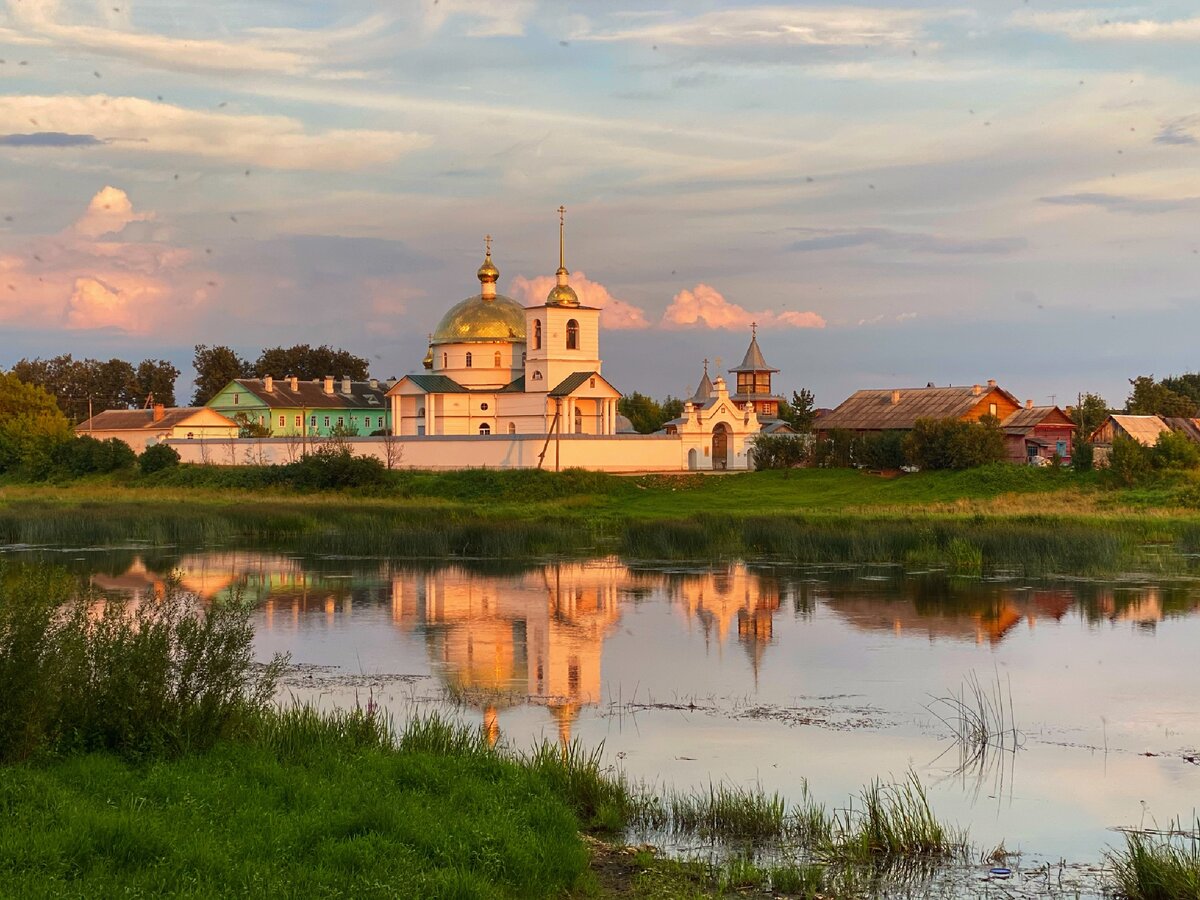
left=139, top=442, right=181, bottom=474
left=0, top=562, right=284, bottom=761
left=903, top=417, right=1006, bottom=470
left=1109, top=435, right=1152, bottom=486
left=51, top=435, right=136, bottom=476
left=812, top=428, right=856, bottom=468
left=1072, top=440, right=1095, bottom=472
left=281, top=447, right=388, bottom=490
left=0, top=372, right=72, bottom=477
left=855, top=431, right=907, bottom=470
left=749, top=433, right=807, bottom=469
left=1152, top=430, right=1200, bottom=471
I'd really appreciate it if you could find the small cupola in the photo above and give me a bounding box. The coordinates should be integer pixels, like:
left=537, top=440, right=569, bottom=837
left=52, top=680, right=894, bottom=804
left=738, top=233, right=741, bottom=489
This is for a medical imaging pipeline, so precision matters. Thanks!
left=477, top=234, right=499, bottom=302
left=545, top=205, right=580, bottom=307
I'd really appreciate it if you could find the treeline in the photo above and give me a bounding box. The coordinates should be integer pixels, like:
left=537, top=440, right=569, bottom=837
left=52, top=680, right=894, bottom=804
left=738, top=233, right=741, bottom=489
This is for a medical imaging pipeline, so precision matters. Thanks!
left=751, top=417, right=1011, bottom=471
left=191, top=344, right=371, bottom=405
left=9, top=355, right=180, bottom=422
left=1125, top=374, right=1200, bottom=418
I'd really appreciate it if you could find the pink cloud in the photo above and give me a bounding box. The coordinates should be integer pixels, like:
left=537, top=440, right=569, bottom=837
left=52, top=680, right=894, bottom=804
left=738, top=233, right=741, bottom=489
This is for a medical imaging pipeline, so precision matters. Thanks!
left=0, top=186, right=200, bottom=334
left=661, top=283, right=825, bottom=330
left=509, top=270, right=650, bottom=329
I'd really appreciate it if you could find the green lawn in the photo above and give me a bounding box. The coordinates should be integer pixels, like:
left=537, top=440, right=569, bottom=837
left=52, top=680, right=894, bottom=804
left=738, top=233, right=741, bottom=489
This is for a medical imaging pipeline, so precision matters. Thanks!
left=0, top=742, right=592, bottom=899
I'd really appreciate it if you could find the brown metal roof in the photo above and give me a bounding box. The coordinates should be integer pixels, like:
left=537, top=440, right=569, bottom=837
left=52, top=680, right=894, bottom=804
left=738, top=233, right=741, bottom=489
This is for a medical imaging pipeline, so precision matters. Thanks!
left=1164, top=417, right=1200, bottom=444
left=232, top=378, right=388, bottom=410
left=76, top=407, right=215, bottom=432
left=1108, top=415, right=1172, bottom=446
left=1000, top=406, right=1073, bottom=432
left=818, top=385, right=1019, bottom=431
left=729, top=334, right=778, bottom=373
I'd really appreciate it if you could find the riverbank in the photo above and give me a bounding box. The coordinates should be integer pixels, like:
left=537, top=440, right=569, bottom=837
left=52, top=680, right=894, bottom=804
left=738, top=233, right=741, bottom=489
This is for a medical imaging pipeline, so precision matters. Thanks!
left=2, top=467, right=1199, bottom=574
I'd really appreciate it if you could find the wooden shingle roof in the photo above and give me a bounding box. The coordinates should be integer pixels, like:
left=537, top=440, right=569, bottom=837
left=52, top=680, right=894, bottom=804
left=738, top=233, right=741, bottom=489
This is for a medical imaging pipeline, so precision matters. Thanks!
left=818, top=385, right=1019, bottom=431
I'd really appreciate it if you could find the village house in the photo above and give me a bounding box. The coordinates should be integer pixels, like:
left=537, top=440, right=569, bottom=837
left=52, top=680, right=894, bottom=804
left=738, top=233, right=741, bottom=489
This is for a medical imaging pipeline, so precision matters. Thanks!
left=1090, top=414, right=1175, bottom=448
left=206, top=375, right=392, bottom=437
left=75, top=405, right=238, bottom=451
left=816, top=381, right=1075, bottom=464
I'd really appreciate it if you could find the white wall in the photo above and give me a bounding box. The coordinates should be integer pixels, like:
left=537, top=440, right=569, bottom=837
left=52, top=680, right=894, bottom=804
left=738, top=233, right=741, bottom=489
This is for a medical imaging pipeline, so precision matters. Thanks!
left=164, top=433, right=706, bottom=472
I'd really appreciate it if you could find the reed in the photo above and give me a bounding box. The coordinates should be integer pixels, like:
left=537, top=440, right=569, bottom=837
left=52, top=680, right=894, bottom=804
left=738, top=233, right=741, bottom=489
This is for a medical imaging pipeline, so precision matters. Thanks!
left=926, top=670, right=1024, bottom=774
left=629, top=781, right=787, bottom=842
left=826, top=773, right=967, bottom=863
left=1109, top=822, right=1200, bottom=900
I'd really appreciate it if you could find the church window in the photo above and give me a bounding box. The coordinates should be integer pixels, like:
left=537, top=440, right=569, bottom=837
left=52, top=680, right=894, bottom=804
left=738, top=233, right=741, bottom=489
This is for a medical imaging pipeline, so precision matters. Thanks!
left=480, top=402, right=489, bottom=411
left=566, top=319, right=579, bottom=349
left=590, top=377, right=596, bottom=388
left=532, top=370, right=543, bottom=381
left=418, top=406, right=425, bottom=418
left=186, top=432, right=194, bottom=440
left=442, top=352, right=448, bottom=368
left=494, top=351, right=501, bottom=367
left=479, top=423, right=491, bottom=435
left=534, top=320, right=542, bottom=349
left=508, top=422, right=516, bottom=434
left=465, top=352, right=473, bottom=368
left=574, top=407, right=582, bottom=433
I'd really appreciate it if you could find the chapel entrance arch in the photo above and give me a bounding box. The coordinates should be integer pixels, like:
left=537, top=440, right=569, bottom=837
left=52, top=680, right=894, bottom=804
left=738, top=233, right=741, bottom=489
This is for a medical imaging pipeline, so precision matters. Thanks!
left=712, top=423, right=729, bottom=470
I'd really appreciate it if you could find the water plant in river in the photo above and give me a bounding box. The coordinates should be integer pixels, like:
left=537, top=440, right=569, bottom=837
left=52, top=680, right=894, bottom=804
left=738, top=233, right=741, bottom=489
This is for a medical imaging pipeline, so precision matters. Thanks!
left=1109, top=821, right=1200, bottom=900
left=926, top=669, right=1024, bottom=776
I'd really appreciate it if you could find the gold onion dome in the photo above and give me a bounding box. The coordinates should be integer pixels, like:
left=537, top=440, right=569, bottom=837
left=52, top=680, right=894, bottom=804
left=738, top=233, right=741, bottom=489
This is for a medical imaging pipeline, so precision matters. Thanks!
left=546, top=206, right=580, bottom=307
left=432, top=239, right=525, bottom=345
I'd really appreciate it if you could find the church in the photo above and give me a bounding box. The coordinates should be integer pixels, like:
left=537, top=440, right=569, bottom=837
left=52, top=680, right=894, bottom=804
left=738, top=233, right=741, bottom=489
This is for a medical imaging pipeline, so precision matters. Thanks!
left=384, top=211, right=787, bottom=471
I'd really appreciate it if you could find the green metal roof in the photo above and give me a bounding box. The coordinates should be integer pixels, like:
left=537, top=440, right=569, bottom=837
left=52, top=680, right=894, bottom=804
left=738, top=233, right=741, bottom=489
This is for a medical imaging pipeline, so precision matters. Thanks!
left=405, top=374, right=470, bottom=393
left=498, top=376, right=526, bottom=393
left=549, top=371, right=603, bottom=397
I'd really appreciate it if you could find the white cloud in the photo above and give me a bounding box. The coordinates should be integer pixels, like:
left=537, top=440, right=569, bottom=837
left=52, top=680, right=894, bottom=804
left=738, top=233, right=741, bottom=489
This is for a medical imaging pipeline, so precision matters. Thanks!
left=421, top=0, right=536, bottom=38
left=0, top=95, right=430, bottom=171
left=74, top=185, right=152, bottom=238
left=661, top=283, right=825, bottom=330
left=573, top=6, right=929, bottom=48
left=1015, top=10, right=1200, bottom=42
left=509, top=271, right=650, bottom=329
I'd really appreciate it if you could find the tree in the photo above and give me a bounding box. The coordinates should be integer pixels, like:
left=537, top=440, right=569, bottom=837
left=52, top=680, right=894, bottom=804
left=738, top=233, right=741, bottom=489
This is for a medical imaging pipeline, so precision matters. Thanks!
left=139, top=443, right=181, bottom=474
left=1161, top=373, right=1200, bottom=407
left=1069, top=392, right=1109, bottom=441
left=1125, top=375, right=1199, bottom=418
left=618, top=392, right=680, bottom=434
left=232, top=412, right=271, bottom=438
left=1108, top=434, right=1151, bottom=485
left=135, top=359, right=180, bottom=407
left=778, top=389, right=817, bottom=432
left=252, top=345, right=369, bottom=381
left=0, top=373, right=72, bottom=476
left=192, top=345, right=251, bottom=405
left=902, top=417, right=1006, bottom=470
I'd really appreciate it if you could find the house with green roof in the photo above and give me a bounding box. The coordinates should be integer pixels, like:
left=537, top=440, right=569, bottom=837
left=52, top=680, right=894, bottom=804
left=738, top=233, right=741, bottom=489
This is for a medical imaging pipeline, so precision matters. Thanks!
left=206, top=375, right=392, bottom=437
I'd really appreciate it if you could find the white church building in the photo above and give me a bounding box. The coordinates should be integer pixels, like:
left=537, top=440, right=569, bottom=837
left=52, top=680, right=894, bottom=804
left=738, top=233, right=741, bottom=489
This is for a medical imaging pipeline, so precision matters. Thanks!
left=168, top=214, right=788, bottom=472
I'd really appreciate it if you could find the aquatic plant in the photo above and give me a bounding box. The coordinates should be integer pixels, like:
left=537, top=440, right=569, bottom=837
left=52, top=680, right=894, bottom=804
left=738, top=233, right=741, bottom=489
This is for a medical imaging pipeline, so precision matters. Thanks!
left=1109, top=822, right=1200, bottom=900
left=926, top=670, right=1024, bottom=775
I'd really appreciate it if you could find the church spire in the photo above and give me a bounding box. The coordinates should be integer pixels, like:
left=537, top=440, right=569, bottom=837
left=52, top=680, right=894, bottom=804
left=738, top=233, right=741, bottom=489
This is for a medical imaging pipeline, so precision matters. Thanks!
left=691, top=358, right=714, bottom=404
left=477, top=234, right=499, bottom=301
left=546, top=205, right=580, bottom=307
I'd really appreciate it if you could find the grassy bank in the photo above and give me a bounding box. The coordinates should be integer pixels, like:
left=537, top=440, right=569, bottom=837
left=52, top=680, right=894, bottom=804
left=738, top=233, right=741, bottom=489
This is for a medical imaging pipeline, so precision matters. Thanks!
left=3, top=467, right=1200, bottom=573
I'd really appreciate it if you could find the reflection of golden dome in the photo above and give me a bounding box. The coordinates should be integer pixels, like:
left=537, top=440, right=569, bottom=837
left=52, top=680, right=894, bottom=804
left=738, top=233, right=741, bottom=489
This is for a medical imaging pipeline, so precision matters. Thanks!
left=431, top=294, right=527, bottom=345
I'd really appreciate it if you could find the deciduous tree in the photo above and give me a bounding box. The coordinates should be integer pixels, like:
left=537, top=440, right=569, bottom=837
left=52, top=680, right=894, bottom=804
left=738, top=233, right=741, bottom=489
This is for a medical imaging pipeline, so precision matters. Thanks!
left=192, top=345, right=251, bottom=406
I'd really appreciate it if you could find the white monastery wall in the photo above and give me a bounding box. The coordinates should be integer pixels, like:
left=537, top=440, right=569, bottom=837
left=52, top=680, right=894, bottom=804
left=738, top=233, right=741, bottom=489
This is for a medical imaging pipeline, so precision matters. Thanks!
left=162, top=433, right=740, bottom=472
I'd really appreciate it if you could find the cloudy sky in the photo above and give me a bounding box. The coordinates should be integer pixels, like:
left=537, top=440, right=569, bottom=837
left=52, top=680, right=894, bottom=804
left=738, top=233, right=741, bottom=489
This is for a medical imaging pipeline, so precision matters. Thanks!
left=1, top=0, right=1198, bottom=407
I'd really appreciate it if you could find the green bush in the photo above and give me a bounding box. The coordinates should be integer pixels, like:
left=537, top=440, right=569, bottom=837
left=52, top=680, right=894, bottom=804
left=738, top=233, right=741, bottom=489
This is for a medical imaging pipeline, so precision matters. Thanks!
left=1072, top=440, right=1095, bottom=472
left=51, top=435, right=136, bottom=476
left=280, top=447, right=388, bottom=490
left=1152, top=430, right=1200, bottom=470
left=902, top=417, right=1006, bottom=470
left=138, top=442, right=181, bottom=474
left=812, top=428, right=856, bottom=468
left=749, top=433, right=807, bottom=469
left=855, top=431, right=907, bottom=470
left=0, top=372, right=72, bottom=477
left=1109, top=435, right=1152, bottom=486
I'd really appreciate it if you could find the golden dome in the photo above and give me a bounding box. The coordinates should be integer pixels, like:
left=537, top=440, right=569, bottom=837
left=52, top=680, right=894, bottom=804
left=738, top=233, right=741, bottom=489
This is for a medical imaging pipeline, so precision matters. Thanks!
left=546, top=266, right=580, bottom=307
left=431, top=293, right=527, bottom=345
left=422, top=343, right=434, bottom=369
left=477, top=254, right=499, bottom=284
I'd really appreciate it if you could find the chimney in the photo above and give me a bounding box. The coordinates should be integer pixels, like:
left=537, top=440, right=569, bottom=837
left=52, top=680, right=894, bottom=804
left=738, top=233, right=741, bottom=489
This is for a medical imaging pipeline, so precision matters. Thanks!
left=369, top=378, right=379, bottom=389
left=323, top=375, right=334, bottom=395
left=263, top=375, right=274, bottom=393
left=890, top=389, right=901, bottom=405
left=1026, top=399, right=1033, bottom=410
left=972, top=384, right=982, bottom=396
left=289, top=375, right=298, bottom=391
left=341, top=376, right=352, bottom=394
left=987, top=379, right=997, bottom=388
left=387, top=377, right=398, bottom=389
left=152, top=403, right=165, bottom=422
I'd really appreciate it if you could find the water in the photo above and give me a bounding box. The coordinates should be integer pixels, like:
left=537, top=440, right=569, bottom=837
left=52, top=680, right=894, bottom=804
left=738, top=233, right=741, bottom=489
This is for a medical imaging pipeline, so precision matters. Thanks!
left=8, top=544, right=1200, bottom=871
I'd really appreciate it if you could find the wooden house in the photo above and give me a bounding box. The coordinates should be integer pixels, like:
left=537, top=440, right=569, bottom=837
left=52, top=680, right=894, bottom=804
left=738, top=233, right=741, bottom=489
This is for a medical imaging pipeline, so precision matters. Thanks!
left=817, top=380, right=1021, bottom=435
left=1089, top=415, right=1172, bottom=448
left=1001, top=403, right=1074, bottom=464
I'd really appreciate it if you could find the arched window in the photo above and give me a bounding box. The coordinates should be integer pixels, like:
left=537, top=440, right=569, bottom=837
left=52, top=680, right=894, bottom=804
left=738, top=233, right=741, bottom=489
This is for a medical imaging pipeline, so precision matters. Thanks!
left=566, top=319, right=579, bottom=350
left=494, top=351, right=501, bottom=367
left=418, top=406, right=425, bottom=418
left=465, top=352, right=473, bottom=368
left=574, top=407, right=583, bottom=433
left=534, top=319, right=542, bottom=349
left=532, top=370, right=543, bottom=381
left=442, top=352, right=448, bottom=368
left=478, top=423, right=490, bottom=435
left=508, top=422, right=516, bottom=434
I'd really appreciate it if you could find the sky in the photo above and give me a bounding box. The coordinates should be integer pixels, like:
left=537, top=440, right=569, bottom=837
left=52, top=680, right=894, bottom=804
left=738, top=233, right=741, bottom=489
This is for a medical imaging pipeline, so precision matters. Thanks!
left=1, top=0, right=1198, bottom=408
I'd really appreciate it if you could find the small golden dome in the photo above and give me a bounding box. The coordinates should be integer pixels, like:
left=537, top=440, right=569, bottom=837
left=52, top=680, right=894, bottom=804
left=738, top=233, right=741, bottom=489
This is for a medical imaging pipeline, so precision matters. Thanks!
left=477, top=253, right=499, bottom=284
left=422, top=343, right=434, bottom=369
left=432, top=293, right=527, bottom=345
left=546, top=284, right=579, bottom=307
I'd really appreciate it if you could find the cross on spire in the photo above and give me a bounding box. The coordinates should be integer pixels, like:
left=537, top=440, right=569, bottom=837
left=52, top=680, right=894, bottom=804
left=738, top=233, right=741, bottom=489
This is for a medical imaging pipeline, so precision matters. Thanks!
left=557, top=205, right=566, bottom=270
left=484, top=234, right=492, bottom=256
left=703, top=357, right=709, bottom=375
left=751, top=321, right=758, bottom=338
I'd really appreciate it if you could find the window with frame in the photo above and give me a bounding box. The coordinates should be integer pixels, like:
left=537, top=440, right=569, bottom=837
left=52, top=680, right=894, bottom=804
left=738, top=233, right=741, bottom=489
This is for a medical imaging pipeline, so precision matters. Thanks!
left=442, top=352, right=448, bottom=368
left=532, top=370, right=542, bottom=381
left=566, top=319, right=579, bottom=350
left=233, top=394, right=239, bottom=405
left=378, top=417, right=384, bottom=428
left=337, top=416, right=344, bottom=427
left=508, top=422, right=516, bottom=434
left=309, top=415, right=317, bottom=427
left=989, top=402, right=997, bottom=417
left=478, top=423, right=490, bottom=435
left=466, top=352, right=473, bottom=368
left=294, top=415, right=302, bottom=427
left=324, top=416, right=331, bottom=427
left=494, top=351, right=501, bottom=367
left=279, top=415, right=286, bottom=427
left=534, top=319, right=542, bottom=349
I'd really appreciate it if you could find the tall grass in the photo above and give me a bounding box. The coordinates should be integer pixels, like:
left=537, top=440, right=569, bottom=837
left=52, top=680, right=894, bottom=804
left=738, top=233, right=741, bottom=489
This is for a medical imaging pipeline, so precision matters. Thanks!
left=926, top=671, right=1024, bottom=775
left=0, top=562, right=284, bottom=761
left=1109, top=823, right=1200, bottom=900
left=827, top=773, right=967, bottom=863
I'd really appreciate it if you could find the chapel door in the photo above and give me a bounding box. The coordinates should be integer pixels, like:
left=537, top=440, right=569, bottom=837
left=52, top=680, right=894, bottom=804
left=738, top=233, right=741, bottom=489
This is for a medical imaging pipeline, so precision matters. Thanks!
left=712, top=424, right=729, bottom=470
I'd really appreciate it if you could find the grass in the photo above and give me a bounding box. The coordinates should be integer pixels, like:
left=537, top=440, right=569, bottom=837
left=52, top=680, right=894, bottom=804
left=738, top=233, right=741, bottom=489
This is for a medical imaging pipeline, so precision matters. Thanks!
left=1109, top=823, right=1200, bottom=900
left=926, top=671, right=1024, bottom=775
